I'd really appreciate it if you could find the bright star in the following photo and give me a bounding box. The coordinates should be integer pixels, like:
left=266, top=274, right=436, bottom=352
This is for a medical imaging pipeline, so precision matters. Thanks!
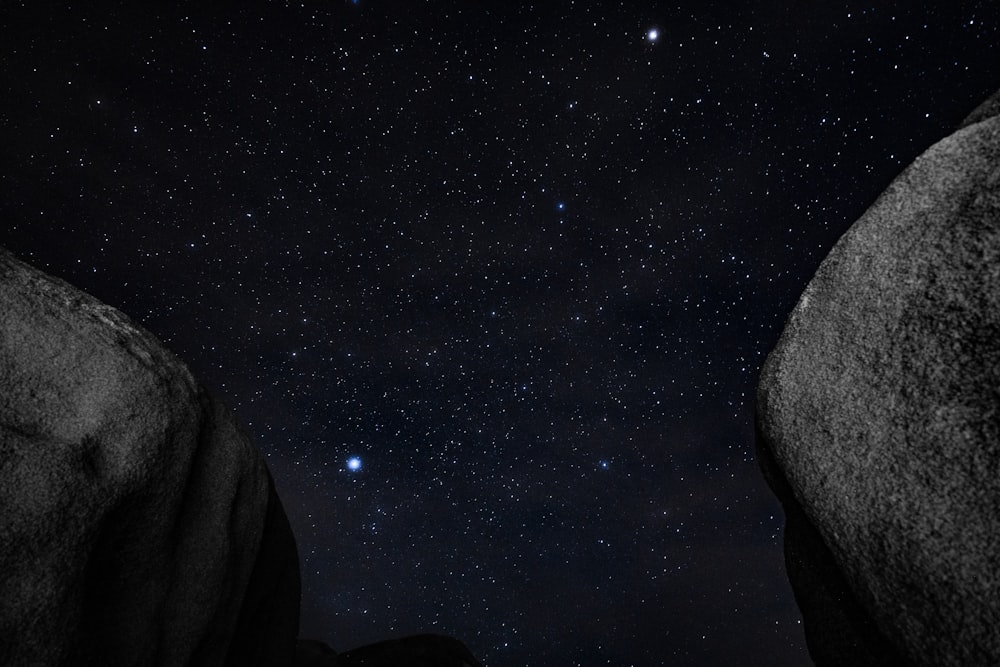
left=647, top=28, right=659, bottom=42
left=347, top=456, right=362, bottom=471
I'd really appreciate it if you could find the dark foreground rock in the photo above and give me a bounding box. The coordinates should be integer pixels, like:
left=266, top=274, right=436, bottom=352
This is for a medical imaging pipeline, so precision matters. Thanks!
left=338, top=634, right=484, bottom=667
left=0, top=247, right=299, bottom=666
left=757, top=92, right=1000, bottom=666
left=0, top=247, right=485, bottom=666
left=294, top=634, right=482, bottom=667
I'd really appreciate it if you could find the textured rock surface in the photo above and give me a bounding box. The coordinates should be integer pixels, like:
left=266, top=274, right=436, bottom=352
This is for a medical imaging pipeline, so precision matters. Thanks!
left=0, top=247, right=299, bottom=666
left=757, top=93, right=1000, bottom=666
left=756, top=420, right=908, bottom=667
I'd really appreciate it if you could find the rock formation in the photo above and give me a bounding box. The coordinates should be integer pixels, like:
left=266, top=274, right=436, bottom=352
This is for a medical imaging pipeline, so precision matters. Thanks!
left=295, top=634, right=484, bottom=667
left=757, top=90, right=1000, bottom=666
left=0, top=246, right=485, bottom=665
left=0, top=246, right=299, bottom=666
left=337, top=634, right=484, bottom=666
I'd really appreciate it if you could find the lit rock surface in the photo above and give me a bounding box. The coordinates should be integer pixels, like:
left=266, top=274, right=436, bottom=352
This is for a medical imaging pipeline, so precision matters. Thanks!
left=757, top=92, right=1000, bottom=666
left=0, top=246, right=299, bottom=666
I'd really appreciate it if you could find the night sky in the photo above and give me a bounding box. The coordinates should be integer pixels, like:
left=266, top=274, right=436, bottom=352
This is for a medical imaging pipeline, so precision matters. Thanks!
left=1, top=2, right=998, bottom=664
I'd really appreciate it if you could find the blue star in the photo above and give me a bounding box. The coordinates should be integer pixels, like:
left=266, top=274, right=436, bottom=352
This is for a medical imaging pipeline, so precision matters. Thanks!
left=557, top=201, right=566, bottom=211
left=347, top=456, right=362, bottom=471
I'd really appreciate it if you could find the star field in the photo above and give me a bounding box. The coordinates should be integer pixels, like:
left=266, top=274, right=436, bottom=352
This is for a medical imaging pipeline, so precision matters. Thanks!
left=1, top=2, right=997, bottom=665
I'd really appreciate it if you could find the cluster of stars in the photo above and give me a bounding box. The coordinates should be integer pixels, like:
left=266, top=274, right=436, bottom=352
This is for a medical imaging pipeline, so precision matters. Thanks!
left=1, top=1, right=997, bottom=664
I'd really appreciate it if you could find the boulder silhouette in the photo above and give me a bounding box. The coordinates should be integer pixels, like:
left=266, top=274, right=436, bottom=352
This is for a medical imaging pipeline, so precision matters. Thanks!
left=337, top=634, right=483, bottom=667
left=0, top=246, right=299, bottom=666
left=294, top=639, right=339, bottom=666
left=757, top=90, right=1000, bottom=666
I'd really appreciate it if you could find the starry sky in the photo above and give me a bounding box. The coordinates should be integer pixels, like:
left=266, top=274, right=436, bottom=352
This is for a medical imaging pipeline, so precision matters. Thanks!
left=1, top=2, right=997, bottom=665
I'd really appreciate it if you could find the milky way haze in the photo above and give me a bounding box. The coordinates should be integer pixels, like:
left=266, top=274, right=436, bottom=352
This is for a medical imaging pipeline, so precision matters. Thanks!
left=1, top=2, right=997, bottom=664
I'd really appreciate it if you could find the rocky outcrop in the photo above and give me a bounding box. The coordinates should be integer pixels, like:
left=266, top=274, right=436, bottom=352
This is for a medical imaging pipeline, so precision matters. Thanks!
left=756, top=420, right=908, bottom=667
left=757, top=90, right=1000, bottom=666
left=337, top=634, right=484, bottom=667
left=294, top=639, right=340, bottom=666
left=0, top=246, right=487, bottom=666
left=293, top=635, right=483, bottom=667
left=0, top=247, right=299, bottom=666
left=225, top=476, right=301, bottom=667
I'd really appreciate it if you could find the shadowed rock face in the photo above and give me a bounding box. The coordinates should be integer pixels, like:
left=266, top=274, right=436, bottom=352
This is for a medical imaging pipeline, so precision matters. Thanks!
left=0, top=247, right=485, bottom=666
left=756, top=419, right=908, bottom=667
left=0, top=247, right=299, bottom=666
left=757, top=91, right=1000, bottom=666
